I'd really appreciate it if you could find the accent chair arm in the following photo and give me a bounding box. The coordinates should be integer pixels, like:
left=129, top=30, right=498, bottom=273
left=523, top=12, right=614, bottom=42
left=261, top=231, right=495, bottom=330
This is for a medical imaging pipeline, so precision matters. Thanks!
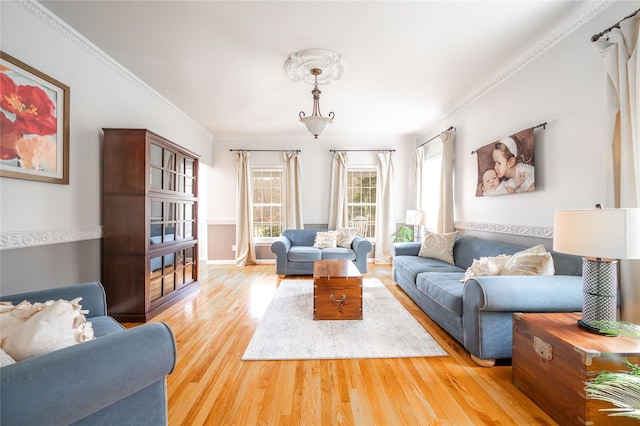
left=391, top=242, right=422, bottom=257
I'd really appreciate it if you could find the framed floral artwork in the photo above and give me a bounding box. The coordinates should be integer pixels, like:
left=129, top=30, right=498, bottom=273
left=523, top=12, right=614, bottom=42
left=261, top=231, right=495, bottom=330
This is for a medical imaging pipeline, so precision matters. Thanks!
left=0, top=51, right=70, bottom=184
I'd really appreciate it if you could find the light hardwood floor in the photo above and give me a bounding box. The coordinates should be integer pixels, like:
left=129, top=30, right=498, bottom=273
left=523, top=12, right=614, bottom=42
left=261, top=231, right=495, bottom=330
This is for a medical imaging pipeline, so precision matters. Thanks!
left=134, top=263, right=556, bottom=425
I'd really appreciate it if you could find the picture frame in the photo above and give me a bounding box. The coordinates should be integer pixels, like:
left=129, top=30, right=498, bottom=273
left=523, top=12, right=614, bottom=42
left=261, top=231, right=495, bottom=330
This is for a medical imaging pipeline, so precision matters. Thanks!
left=0, top=51, right=70, bottom=184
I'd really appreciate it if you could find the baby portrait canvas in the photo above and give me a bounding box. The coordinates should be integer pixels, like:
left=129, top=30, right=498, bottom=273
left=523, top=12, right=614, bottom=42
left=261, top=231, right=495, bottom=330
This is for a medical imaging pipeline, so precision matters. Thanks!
left=474, top=127, right=536, bottom=197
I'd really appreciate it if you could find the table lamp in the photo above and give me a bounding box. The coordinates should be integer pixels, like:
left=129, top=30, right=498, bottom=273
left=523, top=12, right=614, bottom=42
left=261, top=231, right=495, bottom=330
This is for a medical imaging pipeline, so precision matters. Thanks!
left=553, top=207, right=640, bottom=333
left=405, top=210, right=427, bottom=242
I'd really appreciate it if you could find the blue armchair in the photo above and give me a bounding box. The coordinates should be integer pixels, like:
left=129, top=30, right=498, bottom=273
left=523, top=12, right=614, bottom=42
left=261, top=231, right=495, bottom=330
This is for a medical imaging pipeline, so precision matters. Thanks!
left=0, top=282, right=177, bottom=425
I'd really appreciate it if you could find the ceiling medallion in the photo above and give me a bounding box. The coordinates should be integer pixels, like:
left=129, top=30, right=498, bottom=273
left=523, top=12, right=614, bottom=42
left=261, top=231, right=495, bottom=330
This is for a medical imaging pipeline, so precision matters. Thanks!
left=284, top=49, right=346, bottom=85
left=285, top=49, right=345, bottom=139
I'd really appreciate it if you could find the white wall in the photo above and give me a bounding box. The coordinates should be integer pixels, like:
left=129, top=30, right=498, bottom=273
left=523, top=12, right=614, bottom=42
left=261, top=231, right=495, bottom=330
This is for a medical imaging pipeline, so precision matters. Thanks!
left=1, top=1, right=214, bottom=236
left=419, top=1, right=633, bottom=231
left=0, top=1, right=214, bottom=293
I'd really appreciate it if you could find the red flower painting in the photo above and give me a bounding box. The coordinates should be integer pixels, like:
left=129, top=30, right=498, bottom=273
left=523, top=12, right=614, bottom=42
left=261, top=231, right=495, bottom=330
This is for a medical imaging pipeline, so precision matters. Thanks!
left=0, top=52, right=69, bottom=184
left=1, top=73, right=57, bottom=136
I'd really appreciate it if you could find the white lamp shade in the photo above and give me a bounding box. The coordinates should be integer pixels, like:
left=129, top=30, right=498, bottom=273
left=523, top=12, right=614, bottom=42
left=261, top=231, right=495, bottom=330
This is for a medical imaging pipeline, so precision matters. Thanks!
left=299, top=116, right=332, bottom=137
left=553, top=208, right=640, bottom=260
left=405, top=210, right=427, bottom=226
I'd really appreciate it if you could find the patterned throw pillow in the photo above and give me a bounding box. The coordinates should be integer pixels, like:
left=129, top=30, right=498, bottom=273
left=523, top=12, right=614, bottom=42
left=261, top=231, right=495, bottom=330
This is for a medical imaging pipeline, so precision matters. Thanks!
left=313, top=231, right=337, bottom=249
left=335, top=228, right=358, bottom=248
left=418, top=230, right=458, bottom=265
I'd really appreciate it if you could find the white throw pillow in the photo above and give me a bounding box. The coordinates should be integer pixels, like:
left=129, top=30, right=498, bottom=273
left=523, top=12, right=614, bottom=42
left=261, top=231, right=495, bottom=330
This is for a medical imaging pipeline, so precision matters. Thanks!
left=501, top=245, right=555, bottom=276
left=418, top=230, right=458, bottom=265
left=313, top=231, right=337, bottom=249
left=2, top=298, right=94, bottom=362
left=460, top=254, right=511, bottom=283
left=335, top=228, right=358, bottom=248
left=0, top=348, right=15, bottom=367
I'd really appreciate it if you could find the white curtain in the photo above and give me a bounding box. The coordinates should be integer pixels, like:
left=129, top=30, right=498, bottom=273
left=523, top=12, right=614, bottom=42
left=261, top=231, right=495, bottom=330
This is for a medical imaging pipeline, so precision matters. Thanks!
left=594, top=16, right=640, bottom=323
left=328, top=151, right=348, bottom=229
left=415, top=145, right=425, bottom=211
left=437, top=129, right=455, bottom=233
left=375, top=151, right=395, bottom=264
left=282, top=151, right=304, bottom=229
left=235, top=151, right=256, bottom=266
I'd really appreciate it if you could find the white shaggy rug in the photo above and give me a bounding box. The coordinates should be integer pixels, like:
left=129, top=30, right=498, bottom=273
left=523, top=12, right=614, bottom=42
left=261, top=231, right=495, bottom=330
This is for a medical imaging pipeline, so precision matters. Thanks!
left=242, top=278, right=447, bottom=360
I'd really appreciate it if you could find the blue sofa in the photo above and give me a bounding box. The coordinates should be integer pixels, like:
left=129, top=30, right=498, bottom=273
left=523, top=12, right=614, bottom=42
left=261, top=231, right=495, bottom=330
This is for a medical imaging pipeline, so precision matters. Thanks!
left=271, top=229, right=372, bottom=275
left=392, top=236, right=583, bottom=366
left=0, top=282, right=177, bottom=425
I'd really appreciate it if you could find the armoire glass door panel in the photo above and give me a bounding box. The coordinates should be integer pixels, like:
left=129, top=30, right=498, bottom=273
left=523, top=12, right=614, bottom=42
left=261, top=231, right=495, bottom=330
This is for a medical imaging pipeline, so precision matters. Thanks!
left=150, top=167, right=162, bottom=190
left=150, top=278, right=162, bottom=302
left=150, top=144, right=163, bottom=166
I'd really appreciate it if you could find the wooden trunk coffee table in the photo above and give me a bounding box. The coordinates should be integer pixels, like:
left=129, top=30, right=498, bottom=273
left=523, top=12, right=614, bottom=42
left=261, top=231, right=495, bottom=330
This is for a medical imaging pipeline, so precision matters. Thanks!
left=313, top=260, right=363, bottom=320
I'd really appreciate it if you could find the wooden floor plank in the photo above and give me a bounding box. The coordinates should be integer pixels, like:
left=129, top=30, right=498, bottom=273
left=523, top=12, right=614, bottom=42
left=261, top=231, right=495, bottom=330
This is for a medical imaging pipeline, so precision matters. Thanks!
left=126, top=263, right=557, bottom=425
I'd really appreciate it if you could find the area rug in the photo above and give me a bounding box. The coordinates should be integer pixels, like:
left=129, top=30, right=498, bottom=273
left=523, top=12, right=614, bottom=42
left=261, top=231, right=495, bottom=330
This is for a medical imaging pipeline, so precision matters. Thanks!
left=242, top=278, right=447, bottom=360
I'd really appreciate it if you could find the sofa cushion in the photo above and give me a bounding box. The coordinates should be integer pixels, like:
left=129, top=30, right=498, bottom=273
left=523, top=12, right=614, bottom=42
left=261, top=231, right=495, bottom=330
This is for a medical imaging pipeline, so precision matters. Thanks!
left=453, top=237, right=524, bottom=270
left=394, top=256, right=464, bottom=285
left=288, top=246, right=322, bottom=262
left=322, top=247, right=356, bottom=261
left=283, top=229, right=325, bottom=246
left=418, top=231, right=458, bottom=265
left=416, top=272, right=466, bottom=316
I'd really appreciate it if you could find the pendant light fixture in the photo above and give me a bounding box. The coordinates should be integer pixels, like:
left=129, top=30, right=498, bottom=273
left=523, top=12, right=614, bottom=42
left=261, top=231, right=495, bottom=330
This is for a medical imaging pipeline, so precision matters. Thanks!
left=298, top=68, right=334, bottom=139
left=285, top=49, right=345, bottom=139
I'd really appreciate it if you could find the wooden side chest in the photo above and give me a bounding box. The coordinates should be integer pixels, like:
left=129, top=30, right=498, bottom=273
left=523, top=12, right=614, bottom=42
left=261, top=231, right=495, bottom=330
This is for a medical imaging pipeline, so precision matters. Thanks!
left=512, top=313, right=640, bottom=425
left=313, top=260, right=363, bottom=320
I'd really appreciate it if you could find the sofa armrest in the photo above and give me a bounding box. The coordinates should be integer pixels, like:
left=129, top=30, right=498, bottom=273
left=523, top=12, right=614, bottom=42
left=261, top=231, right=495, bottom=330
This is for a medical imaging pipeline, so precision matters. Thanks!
left=463, top=275, right=583, bottom=312
left=0, top=322, right=177, bottom=425
left=351, top=236, right=372, bottom=273
left=0, top=282, right=107, bottom=318
left=391, top=242, right=421, bottom=257
left=271, top=236, right=292, bottom=275
left=461, top=275, right=583, bottom=360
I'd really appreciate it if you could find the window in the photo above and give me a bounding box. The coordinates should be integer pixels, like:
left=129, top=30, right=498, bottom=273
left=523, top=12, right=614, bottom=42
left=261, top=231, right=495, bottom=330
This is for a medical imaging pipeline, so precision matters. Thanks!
left=252, top=169, right=282, bottom=238
left=347, top=169, right=377, bottom=238
left=421, top=142, right=442, bottom=231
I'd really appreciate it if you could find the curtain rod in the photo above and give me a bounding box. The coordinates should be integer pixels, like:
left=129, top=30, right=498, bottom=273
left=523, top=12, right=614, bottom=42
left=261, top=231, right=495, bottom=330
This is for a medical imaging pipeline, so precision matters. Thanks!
left=329, top=149, right=395, bottom=152
left=417, top=126, right=456, bottom=148
left=229, top=149, right=300, bottom=153
left=591, top=8, right=639, bottom=42
left=470, top=122, right=547, bottom=155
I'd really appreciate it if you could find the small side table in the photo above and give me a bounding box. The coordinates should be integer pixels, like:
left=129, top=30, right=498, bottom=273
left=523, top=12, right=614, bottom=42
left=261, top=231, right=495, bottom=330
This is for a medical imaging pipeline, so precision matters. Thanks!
left=512, top=312, right=640, bottom=425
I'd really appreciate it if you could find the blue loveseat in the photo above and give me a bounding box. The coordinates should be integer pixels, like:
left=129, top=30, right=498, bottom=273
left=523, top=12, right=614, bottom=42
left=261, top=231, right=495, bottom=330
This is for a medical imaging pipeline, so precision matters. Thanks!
left=271, top=229, right=372, bottom=275
left=392, top=236, right=583, bottom=366
left=0, top=282, right=177, bottom=425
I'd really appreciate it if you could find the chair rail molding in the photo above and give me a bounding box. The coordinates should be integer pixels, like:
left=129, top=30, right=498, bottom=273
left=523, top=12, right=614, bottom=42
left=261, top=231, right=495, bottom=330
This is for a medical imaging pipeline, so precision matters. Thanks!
left=0, top=227, right=103, bottom=250
left=454, top=221, right=553, bottom=239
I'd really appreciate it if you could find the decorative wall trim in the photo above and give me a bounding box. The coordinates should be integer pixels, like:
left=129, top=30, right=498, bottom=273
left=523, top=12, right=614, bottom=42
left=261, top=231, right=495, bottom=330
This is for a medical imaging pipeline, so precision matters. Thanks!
left=0, top=227, right=103, bottom=250
left=455, top=221, right=553, bottom=239
left=17, top=0, right=209, bottom=136
left=416, top=0, right=615, bottom=140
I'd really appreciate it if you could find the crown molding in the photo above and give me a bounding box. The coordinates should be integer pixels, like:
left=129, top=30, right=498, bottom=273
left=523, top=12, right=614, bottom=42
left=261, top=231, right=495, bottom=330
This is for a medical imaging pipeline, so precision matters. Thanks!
left=455, top=221, right=553, bottom=239
left=415, top=0, right=615, bottom=141
left=0, top=227, right=103, bottom=250
left=18, top=0, right=211, bottom=136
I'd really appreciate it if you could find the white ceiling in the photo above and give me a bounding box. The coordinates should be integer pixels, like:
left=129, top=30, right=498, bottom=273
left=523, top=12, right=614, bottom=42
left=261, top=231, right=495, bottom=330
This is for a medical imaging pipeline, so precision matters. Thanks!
left=41, top=1, right=598, bottom=138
